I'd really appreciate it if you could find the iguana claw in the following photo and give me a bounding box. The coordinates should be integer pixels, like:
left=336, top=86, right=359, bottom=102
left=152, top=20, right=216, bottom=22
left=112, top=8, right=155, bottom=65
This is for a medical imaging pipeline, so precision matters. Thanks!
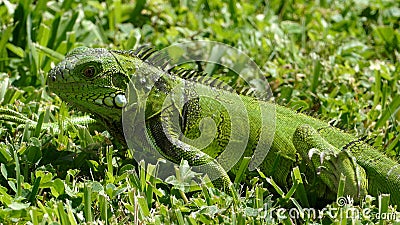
left=293, top=124, right=368, bottom=201
left=308, top=147, right=336, bottom=165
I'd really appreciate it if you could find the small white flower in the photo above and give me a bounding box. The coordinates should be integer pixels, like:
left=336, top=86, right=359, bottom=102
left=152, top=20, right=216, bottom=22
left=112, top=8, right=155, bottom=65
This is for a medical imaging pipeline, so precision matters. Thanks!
left=369, top=60, right=382, bottom=71
left=256, top=14, right=265, bottom=21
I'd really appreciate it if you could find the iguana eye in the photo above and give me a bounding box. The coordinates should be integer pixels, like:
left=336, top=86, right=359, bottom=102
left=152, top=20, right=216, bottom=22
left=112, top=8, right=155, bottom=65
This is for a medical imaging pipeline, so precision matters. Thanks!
left=83, top=66, right=96, bottom=77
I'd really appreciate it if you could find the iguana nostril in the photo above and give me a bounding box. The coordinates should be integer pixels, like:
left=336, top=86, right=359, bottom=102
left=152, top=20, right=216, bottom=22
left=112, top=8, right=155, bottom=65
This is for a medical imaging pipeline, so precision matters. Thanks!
left=48, top=69, right=57, bottom=82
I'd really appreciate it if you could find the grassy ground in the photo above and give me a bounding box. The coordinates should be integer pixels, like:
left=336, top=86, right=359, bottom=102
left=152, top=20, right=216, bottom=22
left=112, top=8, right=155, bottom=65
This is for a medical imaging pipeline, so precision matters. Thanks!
left=0, top=0, right=399, bottom=224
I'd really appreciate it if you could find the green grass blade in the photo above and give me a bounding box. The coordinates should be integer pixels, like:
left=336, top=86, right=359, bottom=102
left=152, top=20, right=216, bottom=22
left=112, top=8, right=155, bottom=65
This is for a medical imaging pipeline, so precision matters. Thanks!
left=34, top=43, right=65, bottom=61
left=57, top=201, right=70, bottom=225
left=99, top=194, right=109, bottom=224
left=233, top=156, right=251, bottom=184
left=5, top=43, right=24, bottom=58
left=28, top=176, right=41, bottom=204
left=291, top=167, right=309, bottom=207
left=34, top=111, right=45, bottom=137
left=376, top=95, right=400, bottom=128
left=83, top=183, right=93, bottom=223
left=311, top=59, right=322, bottom=93
left=378, top=194, right=390, bottom=225
left=14, top=146, right=22, bottom=197
left=137, top=195, right=150, bottom=218
left=337, top=173, right=346, bottom=199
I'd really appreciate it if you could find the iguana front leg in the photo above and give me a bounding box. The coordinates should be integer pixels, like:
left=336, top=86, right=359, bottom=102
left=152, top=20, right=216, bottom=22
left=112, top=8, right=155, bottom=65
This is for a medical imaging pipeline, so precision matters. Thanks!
left=293, top=124, right=368, bottom=201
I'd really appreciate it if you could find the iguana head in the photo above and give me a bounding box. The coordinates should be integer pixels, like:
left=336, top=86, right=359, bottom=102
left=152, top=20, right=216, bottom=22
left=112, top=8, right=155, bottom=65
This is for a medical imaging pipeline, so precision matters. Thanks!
left=48, top=47, right=131, bottom=122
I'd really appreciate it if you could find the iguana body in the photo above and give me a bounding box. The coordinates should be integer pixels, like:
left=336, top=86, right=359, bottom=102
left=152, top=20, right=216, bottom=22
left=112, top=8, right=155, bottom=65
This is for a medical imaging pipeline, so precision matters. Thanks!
left=47, top=47, right=400, bottom=206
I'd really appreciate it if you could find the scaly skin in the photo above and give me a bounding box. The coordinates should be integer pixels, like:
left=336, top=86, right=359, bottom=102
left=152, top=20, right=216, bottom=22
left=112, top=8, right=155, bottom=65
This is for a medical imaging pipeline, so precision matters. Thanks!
left=47, top=47, right=400, bottom=207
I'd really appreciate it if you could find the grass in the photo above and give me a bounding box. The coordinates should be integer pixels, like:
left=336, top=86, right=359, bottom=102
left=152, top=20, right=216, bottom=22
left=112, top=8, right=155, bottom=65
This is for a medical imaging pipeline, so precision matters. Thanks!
left=0, top=0, right=400, bottom=224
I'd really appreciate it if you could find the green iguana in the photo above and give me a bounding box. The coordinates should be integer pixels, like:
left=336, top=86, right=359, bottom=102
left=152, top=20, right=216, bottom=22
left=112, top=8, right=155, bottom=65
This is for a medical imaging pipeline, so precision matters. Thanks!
left=46, top=46, right=400, bottom=207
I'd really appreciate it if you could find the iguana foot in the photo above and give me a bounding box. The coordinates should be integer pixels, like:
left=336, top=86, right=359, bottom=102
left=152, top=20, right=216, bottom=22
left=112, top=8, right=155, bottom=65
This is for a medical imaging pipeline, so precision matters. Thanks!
left=293, top=124, right=368, bottom=201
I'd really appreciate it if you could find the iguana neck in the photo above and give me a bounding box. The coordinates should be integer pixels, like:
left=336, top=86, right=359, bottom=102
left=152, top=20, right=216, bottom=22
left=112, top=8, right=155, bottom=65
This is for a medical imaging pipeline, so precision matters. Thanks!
left=95, top=111, right=125, bottom=145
